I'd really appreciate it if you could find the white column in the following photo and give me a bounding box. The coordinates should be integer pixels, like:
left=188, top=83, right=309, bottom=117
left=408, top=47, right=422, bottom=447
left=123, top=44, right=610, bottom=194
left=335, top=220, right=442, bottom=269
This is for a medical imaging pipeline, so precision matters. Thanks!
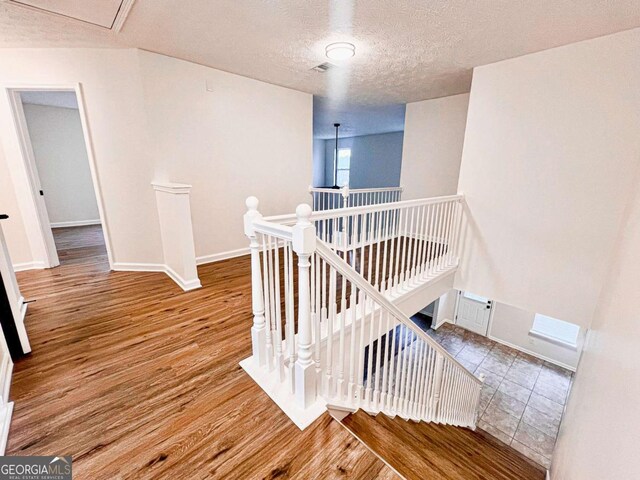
left=244, top=197, right=267, bottom=367
left=151, top=182, right=201, bottom=291
left=292, top=204, right=317, bottom=408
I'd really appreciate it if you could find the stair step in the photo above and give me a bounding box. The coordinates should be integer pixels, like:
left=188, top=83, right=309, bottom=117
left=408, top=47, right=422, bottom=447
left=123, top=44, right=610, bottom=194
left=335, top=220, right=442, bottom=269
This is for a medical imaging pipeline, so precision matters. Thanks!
left=337, top=410, right=546, bottom=480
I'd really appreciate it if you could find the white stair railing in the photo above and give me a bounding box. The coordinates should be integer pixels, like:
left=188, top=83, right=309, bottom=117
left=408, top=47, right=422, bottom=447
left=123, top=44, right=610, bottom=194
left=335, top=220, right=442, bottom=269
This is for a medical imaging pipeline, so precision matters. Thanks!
left=261, top=195, right=463, bottom=295
left=310, top=186, right=403, bottom=211
left=315, top=240, right=482, bottom=427
left=243, top=195, right=483, bottom=428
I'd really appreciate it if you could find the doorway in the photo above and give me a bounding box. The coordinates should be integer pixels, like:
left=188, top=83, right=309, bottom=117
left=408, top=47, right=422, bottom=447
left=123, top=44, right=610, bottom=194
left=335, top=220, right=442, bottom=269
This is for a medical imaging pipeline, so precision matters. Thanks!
left=455, top=291, right=492, bottom=335
left=6, top=86, right=113, bottom=269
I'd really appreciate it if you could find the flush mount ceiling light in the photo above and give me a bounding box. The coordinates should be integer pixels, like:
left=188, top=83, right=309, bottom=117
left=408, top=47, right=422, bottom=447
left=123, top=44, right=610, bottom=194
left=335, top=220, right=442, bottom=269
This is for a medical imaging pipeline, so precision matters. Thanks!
left=325, top=42, right=356, bottom=61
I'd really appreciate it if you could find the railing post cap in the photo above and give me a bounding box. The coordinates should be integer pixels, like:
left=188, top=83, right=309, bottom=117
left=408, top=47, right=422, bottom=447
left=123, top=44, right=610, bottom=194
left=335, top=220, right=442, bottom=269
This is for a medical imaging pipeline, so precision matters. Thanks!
left=246, top=196, right=259, bottom=211
left=296, top=203, right=312, bottom=223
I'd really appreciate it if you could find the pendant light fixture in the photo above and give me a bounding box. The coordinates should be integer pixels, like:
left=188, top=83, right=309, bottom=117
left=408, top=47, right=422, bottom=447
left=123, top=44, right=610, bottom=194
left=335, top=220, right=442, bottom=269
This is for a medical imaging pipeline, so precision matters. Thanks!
left=333, top=123, right=340, bottom=187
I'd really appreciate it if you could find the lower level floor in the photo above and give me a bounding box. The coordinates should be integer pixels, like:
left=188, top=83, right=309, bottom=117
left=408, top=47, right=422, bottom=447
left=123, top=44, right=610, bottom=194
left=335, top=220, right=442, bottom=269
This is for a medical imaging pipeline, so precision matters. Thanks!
left=426, top=323, right=573, bottom=468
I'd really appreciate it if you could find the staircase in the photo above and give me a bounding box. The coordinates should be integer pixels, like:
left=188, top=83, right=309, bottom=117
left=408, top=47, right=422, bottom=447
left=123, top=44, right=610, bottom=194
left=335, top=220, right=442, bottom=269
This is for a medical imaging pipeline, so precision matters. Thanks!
left=240, top=194, right=483, bottom=430
left=338, top=410, right=545, bottom=479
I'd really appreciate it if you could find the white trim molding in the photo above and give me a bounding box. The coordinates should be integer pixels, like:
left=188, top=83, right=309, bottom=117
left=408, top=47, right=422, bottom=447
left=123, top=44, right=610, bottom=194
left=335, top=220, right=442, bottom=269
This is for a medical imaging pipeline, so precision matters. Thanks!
left=112, top=262, right=165, bottom=273
left=112, top=262, right=202, bottom=292
left=240, top=356, right=327, bottom=430
left=151, top=182, right=192, bottom=195
left=164, top=265, right=202, bottom=292
left=433, top=317, right=453, bottom=330
left=196, top=247, right=250, bottom=265
left=51, top=219, right=101, bottom=228
left=3, top=83, right=116, bottom=270
left=12, top=261, right=47, bottom=272
left=488, top=334, right=577, bottom=372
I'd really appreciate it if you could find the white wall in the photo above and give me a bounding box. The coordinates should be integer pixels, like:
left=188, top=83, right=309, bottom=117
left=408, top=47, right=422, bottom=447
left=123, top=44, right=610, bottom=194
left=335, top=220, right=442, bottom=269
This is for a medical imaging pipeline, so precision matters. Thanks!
left=322, top=131, right=403, bottom=188
left=551, top=161, right=640, bottom=479
left=0, top=48, right=313, bottom=270
left=400, top=93, right=469, bottom=200
left=0, top=48, right=161, bottom=267
left=434, top=289, right=457, bottom=327
left=456, top=28, right=640, bottom=329
left=22, top=103, right=100, bottom=226
left=136, top=50, right=312, bottom=260
left=488, top=301, right=584, bottom=370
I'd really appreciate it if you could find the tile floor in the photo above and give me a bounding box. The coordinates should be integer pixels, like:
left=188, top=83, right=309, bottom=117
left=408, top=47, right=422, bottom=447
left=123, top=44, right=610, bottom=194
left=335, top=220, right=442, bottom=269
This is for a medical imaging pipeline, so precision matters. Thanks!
left=425, top=322, right=573, bottom=468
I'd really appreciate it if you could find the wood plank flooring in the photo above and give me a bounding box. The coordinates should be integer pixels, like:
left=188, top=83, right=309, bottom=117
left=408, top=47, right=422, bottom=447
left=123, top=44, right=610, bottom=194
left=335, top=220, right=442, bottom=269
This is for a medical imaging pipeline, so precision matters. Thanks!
left=10, top=227, right=396, bottom=479
left=340, top=411, right=546, bottom=480
left=52, top=224, right=107, bottom=265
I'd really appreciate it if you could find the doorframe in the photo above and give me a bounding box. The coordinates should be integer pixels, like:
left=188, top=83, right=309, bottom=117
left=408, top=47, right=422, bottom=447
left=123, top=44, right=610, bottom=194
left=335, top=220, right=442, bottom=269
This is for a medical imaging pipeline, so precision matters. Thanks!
left=4, top=83, right=114, bottom=270
left=454, top=290, right=494, bottom=336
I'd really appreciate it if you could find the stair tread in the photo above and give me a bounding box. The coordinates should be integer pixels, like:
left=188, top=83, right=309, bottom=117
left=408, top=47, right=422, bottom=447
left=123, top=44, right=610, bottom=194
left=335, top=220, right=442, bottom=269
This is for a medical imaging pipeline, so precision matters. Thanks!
left=340, top=411, right=545, bottom=480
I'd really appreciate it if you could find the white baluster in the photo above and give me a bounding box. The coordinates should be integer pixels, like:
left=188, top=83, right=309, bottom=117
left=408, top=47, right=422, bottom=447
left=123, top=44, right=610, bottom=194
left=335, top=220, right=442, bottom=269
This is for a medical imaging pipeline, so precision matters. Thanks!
left=273, top=237, right=284, bottom=380
left=244, top=197, right=267, bottom=367
left=314, top=254, right=322, bottom=392
left=286, top=243, right=296, bottom=392
left=347, top=284, right=358, bottom=400
left=326, top=263, right=336, bottom=396
left=261, top=235, right=274, bottom=369
left=431, top=352, right=445, bottom=420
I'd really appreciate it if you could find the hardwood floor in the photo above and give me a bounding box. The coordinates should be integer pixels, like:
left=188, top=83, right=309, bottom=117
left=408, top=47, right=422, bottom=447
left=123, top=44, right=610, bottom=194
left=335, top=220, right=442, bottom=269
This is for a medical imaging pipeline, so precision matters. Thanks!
left=10, top=230, right=396, bottom=479
left=52, top=225, right=108, bottom=266
left=340, top=411, right=546, bottom=480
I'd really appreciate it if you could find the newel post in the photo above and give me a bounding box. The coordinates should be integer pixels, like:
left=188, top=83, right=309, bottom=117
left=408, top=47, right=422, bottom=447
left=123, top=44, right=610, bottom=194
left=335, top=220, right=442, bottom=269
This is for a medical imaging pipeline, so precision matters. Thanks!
left=244, top=196, right=267, bottom=367
left=341, top=185, right=350, bottom=208
left=292, top=203, right=317, bottom=408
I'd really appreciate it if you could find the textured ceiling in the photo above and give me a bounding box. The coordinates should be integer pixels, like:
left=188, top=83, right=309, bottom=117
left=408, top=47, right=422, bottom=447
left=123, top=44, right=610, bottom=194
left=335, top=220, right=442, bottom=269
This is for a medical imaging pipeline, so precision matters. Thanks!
left=314, top=96, right=405, bottom=139
left=1, top=1, right=640, bottom=104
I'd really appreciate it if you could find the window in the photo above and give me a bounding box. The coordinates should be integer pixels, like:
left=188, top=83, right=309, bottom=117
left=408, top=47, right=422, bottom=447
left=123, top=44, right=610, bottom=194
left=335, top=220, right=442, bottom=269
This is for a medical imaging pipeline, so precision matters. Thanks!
left=530, top=314, right=580, bottom=350
left=334, top=148, right=351, bottom=186
left=462, top=291, right=489, bottom=303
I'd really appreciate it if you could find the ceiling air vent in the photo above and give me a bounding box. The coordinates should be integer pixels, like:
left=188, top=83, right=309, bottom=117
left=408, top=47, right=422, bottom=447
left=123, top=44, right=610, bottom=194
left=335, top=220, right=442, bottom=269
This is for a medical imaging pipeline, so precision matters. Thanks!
left=311, top=62, right=336, bottom=73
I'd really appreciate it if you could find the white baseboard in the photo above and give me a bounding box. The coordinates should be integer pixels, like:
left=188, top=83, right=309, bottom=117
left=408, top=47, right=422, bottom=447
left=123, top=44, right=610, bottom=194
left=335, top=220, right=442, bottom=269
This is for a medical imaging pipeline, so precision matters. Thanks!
left=487, top=335, right=577, bottom=372
left=50, top=219, right=101, bottom=228
left=196, top=247, right=250, bottom=265
left=12, top=260, right=47, bottom=272
left=165, top=265, right=202, bottom=291
left=433, top=317, right=452, bottom=330
left=240, top=356, right=327, bottom=430
left=112, top=262, right=201, bottom=292
left=112, top=262, right=165, bottom=272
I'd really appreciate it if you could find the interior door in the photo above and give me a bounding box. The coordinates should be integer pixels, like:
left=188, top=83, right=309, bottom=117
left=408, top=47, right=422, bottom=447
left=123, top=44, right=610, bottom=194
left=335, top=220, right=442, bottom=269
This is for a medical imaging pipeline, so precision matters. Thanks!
left=455, top=291, right=492, bottom=335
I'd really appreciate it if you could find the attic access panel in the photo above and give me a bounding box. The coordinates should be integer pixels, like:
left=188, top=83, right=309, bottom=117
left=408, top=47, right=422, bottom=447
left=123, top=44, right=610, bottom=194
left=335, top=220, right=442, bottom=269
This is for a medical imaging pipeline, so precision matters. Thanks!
left=9, top=0, right=126, bottom=29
